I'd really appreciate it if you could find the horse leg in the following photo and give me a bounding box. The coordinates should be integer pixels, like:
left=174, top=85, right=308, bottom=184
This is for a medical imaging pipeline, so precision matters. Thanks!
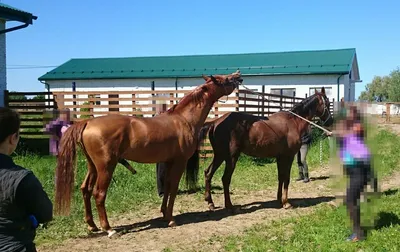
left=160, top=162, right=172, bottom=219
left=276, top=158, right=284, bottom=206
left=165, top=160, right=186, bottom=227
left=204, top=154, right=224, bottom=211
left=92, top=161, right=117, bottom=237
left=80, top=169, right=98, bottom=232
left=222, top=153, right=239, bottom=211
left=281, top=156, right=295, bottom=209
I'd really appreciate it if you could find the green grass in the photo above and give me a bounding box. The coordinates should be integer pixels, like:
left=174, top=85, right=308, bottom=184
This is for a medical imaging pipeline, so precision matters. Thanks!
left=209, top=127, right=400, bottom=252
left=12, top=134, right=330, bottom=246
left=223, top=189, right=400, bottom=252
left=13, top=125, right=400, bottom=249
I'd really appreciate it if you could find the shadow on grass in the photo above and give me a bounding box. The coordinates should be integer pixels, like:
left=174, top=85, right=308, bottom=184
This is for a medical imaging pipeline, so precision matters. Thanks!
left=383, top=188, right=398, bottom=196
left=375, top=211, right=400, bottom=230
left=81, top=196, right=335, bottom=239
left=310, top=176, right=330, bottom=181
left=176, top=185, right=223, bottom=195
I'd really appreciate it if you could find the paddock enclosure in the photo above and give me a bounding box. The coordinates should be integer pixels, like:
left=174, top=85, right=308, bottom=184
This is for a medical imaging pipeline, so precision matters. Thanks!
left=3, top=88, right=335, bottom=156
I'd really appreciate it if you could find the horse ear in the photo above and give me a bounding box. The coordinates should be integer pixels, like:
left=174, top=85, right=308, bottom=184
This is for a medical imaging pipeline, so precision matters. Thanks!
left=210, top=75, right=218, bottom=84
left=321, top=87, right=326, bottom=95
left=202, top=75, right=210, bottom=81
left=314, top=89, right=318, bottom=94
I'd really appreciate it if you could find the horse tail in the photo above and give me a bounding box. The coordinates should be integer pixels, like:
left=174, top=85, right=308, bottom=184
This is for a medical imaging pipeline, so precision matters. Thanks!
left=185, top=120, right=215, bottom=191
left=54, top=120, right=88, bottom=216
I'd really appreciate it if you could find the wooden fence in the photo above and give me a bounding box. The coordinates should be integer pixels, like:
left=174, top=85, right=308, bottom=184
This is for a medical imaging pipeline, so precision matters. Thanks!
left=4, top=89, right=335, bottom=157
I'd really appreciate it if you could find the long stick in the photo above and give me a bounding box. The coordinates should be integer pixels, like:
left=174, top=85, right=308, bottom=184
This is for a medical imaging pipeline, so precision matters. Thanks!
left=240, top=84, right=332, bottom=134
left=284, top=109, right=332, bottom=134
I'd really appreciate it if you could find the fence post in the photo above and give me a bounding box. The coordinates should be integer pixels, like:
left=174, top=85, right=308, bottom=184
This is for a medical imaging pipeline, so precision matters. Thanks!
left=132, top=93, right=136, bottom=116
left=261, top=86, right=265, bottom=117
left=3, top=90, right=9, bottom=107
left=386, top=103, right=391, bottom=122
left=235, top=91, right=239, bottom=112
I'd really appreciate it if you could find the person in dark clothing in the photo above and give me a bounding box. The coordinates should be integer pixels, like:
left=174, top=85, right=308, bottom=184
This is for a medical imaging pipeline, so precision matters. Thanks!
left=0, top=107, right=53, bottom=252
left=156, top=162, right=167, bottom=197
left=155, top=103, right=167, bottom=197
left=327, top=105, right=378, bottom=242
left=296, top=125, right=312, bottom=183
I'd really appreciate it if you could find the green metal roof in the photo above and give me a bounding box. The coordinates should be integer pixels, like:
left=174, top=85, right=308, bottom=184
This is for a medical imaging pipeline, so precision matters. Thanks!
left=38, top=48, right=357, bottom=81
left=0, top=3, right=37, bottom=24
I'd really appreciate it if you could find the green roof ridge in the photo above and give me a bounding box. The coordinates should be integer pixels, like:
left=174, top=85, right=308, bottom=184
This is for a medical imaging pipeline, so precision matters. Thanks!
left=39, top=48, right=357, bottom=81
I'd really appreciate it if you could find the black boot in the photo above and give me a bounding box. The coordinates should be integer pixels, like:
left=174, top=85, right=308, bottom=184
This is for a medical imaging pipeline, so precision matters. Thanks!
left=296, top=171, right=304, bottom=181
left=303, top=173, right=310, bottom=183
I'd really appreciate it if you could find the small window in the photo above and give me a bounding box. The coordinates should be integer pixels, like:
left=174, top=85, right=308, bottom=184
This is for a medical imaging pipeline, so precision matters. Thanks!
left=271, top=88, right=296, bottom=97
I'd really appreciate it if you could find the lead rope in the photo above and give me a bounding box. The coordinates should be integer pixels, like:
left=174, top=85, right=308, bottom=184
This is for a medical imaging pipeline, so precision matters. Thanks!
left=320, top=139, right=323, bottom=168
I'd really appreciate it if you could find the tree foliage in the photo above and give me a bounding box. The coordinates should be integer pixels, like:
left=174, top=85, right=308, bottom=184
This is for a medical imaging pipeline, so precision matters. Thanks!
left=8, top=91, right=27, bottom=101
left=359, top=68, right=400, bottom=102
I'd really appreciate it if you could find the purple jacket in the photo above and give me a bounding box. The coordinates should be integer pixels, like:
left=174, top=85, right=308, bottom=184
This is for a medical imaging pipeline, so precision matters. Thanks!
left=44, top=118, right=70, bottom=155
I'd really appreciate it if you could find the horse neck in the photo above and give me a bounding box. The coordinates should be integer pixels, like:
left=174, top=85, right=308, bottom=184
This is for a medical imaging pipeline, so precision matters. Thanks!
left=292, top=106, right=316, bottom=136
left=173, top=94, right=217, bottom=133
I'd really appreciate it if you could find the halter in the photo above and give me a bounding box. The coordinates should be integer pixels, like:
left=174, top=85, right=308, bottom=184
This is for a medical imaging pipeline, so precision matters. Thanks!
left=317, top=95, right=331, bottom=126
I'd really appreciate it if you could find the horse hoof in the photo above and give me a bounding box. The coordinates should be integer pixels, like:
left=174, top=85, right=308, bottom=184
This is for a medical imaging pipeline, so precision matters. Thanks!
left=168, top=220, right=177, bottom=227
left=88, top=226, right=99, bottom=232
left=107, top=229, right=118, bottom=238
left=208, top=203, right=216, bottom=211
left=283, top=203, right=293, bottom=209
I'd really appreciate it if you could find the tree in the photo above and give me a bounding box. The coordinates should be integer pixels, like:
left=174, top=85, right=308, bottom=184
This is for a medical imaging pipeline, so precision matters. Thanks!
left=8, top=91, right=27, bottom=101
left=358, top=76, right=389, bottom=102
left=387, top=68, right=400, bottom=102
left=358, top=67, right=400, bottom=102
left=32, top=94, right=45, bottom=100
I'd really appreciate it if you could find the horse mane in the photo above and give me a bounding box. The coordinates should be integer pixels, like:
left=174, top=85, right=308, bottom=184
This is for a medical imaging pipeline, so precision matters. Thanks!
left=290, top=93, right=319, bottom=116
left=166, top=84, right=208, bottom=114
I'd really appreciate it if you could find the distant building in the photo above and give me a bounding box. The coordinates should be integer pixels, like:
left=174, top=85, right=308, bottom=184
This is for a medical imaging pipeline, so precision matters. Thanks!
left=39, top=48, right=361, bottom=104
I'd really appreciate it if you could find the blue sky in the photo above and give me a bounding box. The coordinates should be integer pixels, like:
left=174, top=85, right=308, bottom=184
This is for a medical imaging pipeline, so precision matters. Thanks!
left=4, top=0, right=400, bottom=99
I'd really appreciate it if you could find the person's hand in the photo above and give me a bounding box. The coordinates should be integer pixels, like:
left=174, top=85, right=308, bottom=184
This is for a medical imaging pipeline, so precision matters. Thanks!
left=325, top=131, right=333, bottom=137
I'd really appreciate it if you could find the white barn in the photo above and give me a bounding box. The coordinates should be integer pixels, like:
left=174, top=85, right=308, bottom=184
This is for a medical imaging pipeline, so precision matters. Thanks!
left=38, top=48, right=361, bottom=114
left=0, top=3, right=37, bottom=106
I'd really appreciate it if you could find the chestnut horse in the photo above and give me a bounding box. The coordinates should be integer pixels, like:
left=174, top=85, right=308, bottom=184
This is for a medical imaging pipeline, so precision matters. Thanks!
left=190, top=88, right=334, bottom=211
left=54, top=71, right=243, bottom=237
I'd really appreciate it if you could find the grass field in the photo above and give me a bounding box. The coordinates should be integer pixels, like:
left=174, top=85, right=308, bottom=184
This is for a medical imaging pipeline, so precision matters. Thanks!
left=11, top=124, right=400, bottom=251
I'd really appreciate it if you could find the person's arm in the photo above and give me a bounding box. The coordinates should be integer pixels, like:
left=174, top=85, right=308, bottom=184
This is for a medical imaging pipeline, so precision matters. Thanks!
left=16, top=173, right=53, bottom=224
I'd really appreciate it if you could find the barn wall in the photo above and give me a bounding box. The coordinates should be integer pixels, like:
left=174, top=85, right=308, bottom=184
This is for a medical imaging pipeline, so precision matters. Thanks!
left=0, top=19, right=6, bottom=107
left=47, top=74, right=349, bottom=102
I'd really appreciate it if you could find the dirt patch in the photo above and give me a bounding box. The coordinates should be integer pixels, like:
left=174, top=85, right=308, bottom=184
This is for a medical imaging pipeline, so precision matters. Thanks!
left=35, top=167, right=342, bottom=252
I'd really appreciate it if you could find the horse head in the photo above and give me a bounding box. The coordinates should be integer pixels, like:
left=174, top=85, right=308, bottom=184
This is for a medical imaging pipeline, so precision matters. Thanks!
left=201, top=70, right=243, bottom=99
left=313, top=87, right=334, bottom=126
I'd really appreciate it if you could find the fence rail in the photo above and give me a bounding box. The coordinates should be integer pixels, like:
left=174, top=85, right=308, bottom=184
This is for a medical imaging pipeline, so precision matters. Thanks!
left=4, top=88, right=335, bottom=157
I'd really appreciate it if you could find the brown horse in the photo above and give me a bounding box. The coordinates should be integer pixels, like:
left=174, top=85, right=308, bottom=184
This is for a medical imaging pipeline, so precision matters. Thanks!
left=54, top=71, right=243, bottom=237
left=190, top=88, right=334, bottom=211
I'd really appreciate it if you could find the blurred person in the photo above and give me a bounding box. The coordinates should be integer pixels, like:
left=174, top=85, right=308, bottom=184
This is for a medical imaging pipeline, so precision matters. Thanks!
left=0, top=107, right=53, bottom=252
left=44, top=109, right=72, bottom=157
left=326, top=104, right=377, bottom=242
left=296, top=125, right=312, bottom=183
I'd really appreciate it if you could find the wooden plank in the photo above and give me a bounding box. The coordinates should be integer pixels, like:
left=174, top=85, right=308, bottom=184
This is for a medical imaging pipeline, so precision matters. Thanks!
left=8, top=92, right=53, bottom=96
left=8, top=99, right=55, bottom=103
left=61, top=103, right=239, bottom=109
left=20, top=125, right=44, bottom=129
left=59, top=96, right=239, bottom=102
left=53, top=90, right=239, bottom=95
